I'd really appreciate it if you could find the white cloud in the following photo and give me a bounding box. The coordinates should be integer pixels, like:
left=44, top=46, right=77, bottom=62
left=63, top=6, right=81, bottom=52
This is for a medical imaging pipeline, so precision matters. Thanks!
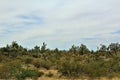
left=0, top=0, right=120, bottom=49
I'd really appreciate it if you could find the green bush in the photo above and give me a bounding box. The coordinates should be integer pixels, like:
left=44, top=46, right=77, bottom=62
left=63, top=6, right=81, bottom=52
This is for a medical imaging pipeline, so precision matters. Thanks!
left=0, top=61, right=22, bottom=79
left=58, top=60, right=84, bottom=77
left=45, top=72, right=53, bottom=77
left=32, top=60, right=41, bottom=68
left=38, top=71, right=44, bottom=77
left=40, top=60, right=51, bottom=70
left=83, top=61, right=107, bottom=78
left=32, top=59, right=51, bottom=69
left=25, top=57, right=33, bottom=64
left=16, top=70, right=44, bottom=79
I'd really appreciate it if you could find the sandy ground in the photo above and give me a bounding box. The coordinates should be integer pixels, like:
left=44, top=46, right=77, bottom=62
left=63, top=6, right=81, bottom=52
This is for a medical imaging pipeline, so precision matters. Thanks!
left=38, top=77, right=120, bottom=80
left=38, top=69, right=120, bottom=80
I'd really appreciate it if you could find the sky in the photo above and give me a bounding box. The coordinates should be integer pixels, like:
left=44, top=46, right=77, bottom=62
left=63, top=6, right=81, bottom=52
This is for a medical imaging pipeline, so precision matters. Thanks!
left=0, top=0, right=120, bottom=50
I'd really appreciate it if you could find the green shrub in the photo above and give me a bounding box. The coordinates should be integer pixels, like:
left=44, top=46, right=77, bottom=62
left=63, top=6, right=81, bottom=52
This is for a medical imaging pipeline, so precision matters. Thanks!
left=58, top=60, right=84, bottom=77
left=32, top=60, right=41, bottom=68
left=25, top=57, right=33, bottom=64
left=40, top=60, right=51, bottom=70
left=0, top=61, right=22, bottom=79
left=45, top=72, right=53, bottom=77
left=16, top=70, right=44, bottom=79
left=38, top=71, right=44, bottom=77
left=83, top=61, right=107, bottom=78
left=32, top=59, right=51, bottom=69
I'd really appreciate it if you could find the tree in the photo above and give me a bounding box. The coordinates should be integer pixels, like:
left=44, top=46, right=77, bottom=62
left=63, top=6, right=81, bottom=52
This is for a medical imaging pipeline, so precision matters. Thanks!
left=108, top=43, right=120, bottom=54
left=98, top=44, right=108, bottom=56
left=99, top=44, right=107, bottom=52
left=9, top=41, right=26, bottom=57
left=0, top=41, right=20, bottom=57
left=40, top=42, right=47, bottom=60
left=79, top=44, right=89, bottom=55
left=69, top=45, right=79, bottom=54
left=40, top=42, right=47, bottom=54
left=11, top=41, right=19, bottom=49
left=33, top=45, right=40, bottom=58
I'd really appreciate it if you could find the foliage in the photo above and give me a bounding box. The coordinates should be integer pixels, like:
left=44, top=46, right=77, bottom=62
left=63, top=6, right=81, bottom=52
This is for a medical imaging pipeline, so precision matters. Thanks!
left=0, top=60, right=22, bottom=79
left=58, top=60, right=84, bottom=77
left=45, top=72, right=53, bottom=77
left=0, top=41, right=120, bottom=79
left=16, top=70, right=44, bottom=80
left=25, top=57, right=33, bottom=64
left=32, top=59, right=41, bottom=68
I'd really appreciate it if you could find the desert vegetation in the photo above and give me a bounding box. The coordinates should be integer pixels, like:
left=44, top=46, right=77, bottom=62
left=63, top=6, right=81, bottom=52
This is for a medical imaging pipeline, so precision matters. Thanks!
left=0, top=41, right=120, bottom=80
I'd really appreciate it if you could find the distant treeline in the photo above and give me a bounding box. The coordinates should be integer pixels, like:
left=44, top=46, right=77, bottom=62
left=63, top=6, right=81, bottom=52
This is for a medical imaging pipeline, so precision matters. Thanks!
left=0, top=41, right=120, bottom=79
left=0, top=41, right=120, bottom=57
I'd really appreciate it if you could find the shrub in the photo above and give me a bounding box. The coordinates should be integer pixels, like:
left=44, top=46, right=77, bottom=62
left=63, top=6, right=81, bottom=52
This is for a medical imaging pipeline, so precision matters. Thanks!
left=83, top=61, right=107, bottom=78
left=0, top=61, right=22, bottom=79
left=25, top=57, right=33, bottom=64
left=40, top=60, right=51, bottom=70
left=58, top=60, right=84, bottom=77
left=16, top=70, right=44, bottom=79
left=45, top=72, right=53, bottom=77
left=32, top=60, right=41, bottom=68
left=41, top=62, right=51, bottom=70
left=38, top=71, right=44, bottom=77
left=32, top=59, right=51, bottom=69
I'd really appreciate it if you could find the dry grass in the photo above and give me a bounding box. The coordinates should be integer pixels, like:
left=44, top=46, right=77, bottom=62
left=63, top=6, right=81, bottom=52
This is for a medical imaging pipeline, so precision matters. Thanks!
left=38, top=69, right=120, bottom=80
left=38, top=69, right=59, bottom=80
left=99, top=77, right=120, bottom=80
left=38, top=77, right=120, bottom=80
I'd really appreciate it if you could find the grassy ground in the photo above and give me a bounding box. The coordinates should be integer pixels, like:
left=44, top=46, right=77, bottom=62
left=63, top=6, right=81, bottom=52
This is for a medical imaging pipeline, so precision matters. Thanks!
left=38, top=77, right=120, bottom=80
left=38, top=69, right=120, bottom=80
left=38, top=69, right=59, bottom=80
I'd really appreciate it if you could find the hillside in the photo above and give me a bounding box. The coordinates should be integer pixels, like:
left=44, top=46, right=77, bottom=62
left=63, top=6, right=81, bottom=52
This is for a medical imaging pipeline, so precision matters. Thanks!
left=0, top=41, right=120, bottom=80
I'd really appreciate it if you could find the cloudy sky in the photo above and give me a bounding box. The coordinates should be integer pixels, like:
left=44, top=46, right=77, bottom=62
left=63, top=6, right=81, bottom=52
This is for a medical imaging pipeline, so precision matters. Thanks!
left=0, top=0, right=120, bottom=50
